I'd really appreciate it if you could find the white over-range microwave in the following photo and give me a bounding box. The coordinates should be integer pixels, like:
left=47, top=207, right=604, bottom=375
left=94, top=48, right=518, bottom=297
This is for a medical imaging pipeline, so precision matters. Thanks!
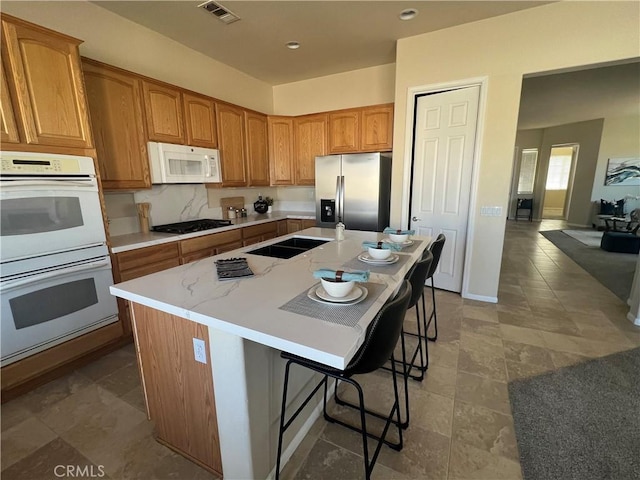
left=148, top=141, right=222, bottom=184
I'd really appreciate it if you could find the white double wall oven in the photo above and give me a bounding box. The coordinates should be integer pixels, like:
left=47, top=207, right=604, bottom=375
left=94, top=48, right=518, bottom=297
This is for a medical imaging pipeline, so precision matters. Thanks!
left=0, top=151, right=118, bottom=366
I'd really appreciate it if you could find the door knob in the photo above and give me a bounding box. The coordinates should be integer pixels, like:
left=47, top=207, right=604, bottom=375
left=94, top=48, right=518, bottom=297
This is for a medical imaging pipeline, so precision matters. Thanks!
left=412, top=216, right=421, bottom=222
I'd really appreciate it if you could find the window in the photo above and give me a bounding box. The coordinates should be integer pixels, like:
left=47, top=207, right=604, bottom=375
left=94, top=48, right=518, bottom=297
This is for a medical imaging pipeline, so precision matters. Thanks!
left=545, top=152, right=572, bottom=190
left=517, top=149, right=538, bottom=194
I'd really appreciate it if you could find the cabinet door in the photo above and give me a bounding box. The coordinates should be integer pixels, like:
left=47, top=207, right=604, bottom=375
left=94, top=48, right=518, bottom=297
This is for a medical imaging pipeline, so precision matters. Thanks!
left=0, top=59, right=19, bottom=144
left=294, top=114, right=327, bottom=186
left=286, top=219, right=302, bottom=233
left=328, top=109, right=359, bottom=154
left=268, top=116, right=295, bottom=186
left=244, top=111, right=270, bottom=186
left=83, top=60, right=150, bottom=190
left=142, top=80, right=185, bottom=144
left=276, top=219, right=288, bottom=237
left=1, top=17, right=93, bottom=148
left=361, top=104, right=393, bottom=152
left=183, top=92, right=217, bottom=149
left=216, top=102, right=247, bottom=187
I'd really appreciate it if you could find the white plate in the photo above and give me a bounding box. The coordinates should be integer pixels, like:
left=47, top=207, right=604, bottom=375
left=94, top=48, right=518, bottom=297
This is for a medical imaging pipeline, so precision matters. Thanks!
left=307, top=285, right=368, bottom=306
left=316, top=285, right=363, bottom=303
left=383, top=239, right=414, bottom=247
left=358, top=253, right=399, bottom=265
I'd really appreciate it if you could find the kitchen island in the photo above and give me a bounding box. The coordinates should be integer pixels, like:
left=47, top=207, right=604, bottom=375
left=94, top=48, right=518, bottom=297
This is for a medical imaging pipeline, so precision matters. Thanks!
left=110, top=227, right=430, bottom=479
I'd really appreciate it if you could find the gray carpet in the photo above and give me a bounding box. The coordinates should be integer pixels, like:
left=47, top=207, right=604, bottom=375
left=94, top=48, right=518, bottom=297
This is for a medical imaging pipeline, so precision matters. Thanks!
left=540, top=230, right=636, bottom=301
left=509, top=347, right=640, bottom=480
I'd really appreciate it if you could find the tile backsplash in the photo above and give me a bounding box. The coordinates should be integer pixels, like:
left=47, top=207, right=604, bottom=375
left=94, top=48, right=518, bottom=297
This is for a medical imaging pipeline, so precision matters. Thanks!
left=104, top=185, right=315, bottom=236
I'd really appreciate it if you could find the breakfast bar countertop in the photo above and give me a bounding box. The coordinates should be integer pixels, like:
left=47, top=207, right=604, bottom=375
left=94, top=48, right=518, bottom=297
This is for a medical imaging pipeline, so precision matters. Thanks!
left=110, top=227, right=430, bottom=369
left=109, top=210, right=316, bottom=253
left=109, top=227, right=430, bottom=479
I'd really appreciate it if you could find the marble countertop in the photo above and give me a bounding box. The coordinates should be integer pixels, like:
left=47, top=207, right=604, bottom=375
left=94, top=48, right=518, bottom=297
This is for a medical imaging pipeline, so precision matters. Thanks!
left=110, top=228, right=430, bottom=369
left=110, top=211, right=316, bottom=253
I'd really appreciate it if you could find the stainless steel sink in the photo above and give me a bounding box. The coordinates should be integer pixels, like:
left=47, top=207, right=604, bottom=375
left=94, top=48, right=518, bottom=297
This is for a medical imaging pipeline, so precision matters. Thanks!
left=247, top=237, right=329, bottom=259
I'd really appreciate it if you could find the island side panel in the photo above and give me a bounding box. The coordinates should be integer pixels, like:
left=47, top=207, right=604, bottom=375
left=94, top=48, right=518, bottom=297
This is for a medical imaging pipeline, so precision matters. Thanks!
left=131, top=302, right=222, bottom=476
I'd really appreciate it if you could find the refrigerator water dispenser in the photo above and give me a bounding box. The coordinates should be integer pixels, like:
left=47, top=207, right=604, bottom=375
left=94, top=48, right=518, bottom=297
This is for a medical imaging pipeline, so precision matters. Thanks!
left=320, top=199, right=336, bottom=223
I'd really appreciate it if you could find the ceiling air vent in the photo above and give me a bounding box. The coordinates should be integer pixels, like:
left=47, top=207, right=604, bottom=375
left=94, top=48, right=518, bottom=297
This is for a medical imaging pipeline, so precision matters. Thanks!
left=198, top=1, right=240, bottom=25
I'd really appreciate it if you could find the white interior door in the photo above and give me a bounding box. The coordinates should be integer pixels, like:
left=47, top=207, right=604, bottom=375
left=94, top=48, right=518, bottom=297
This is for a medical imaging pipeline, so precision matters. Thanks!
left=410, top=86, right=480, bottom=292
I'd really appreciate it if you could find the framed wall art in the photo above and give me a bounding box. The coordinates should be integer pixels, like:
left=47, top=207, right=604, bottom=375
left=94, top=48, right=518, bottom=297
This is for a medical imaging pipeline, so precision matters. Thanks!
left=604, top=157, right=640, bottom=186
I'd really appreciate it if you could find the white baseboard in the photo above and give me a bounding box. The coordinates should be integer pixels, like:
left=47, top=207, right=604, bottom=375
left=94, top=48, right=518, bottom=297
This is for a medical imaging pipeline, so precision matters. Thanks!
left=462, top=292, right=498, bottom=303
left=566, top=222, right=591, bottom=228
left=627, top=312, right=640, bottom=326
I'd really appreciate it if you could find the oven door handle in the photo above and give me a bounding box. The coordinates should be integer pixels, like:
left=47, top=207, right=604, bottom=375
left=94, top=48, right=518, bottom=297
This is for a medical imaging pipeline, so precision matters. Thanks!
left=0, top=259, right=111, bottom=293
left=0, top=180, right=97, bottom=188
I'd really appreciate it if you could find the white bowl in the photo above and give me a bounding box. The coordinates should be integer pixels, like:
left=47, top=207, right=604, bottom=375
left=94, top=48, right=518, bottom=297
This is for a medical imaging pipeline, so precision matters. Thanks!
left=321, top=278, right=355, bottom=298
left=368, top=246, right=391, bottom=260
left=388, top=233, right=409, bottom=243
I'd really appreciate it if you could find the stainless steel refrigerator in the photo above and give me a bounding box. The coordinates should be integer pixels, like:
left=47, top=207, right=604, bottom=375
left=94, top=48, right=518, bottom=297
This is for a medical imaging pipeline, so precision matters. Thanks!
left=315, top=153, right=392, bottom=231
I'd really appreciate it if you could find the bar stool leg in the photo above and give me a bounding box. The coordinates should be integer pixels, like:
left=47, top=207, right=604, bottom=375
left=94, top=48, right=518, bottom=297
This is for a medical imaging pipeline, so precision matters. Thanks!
left=425, top=277, right=438, bottom=342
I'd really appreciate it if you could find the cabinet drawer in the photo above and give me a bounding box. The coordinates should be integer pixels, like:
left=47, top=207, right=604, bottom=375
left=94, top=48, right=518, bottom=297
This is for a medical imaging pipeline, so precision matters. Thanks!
left=216, top=240, right=243, bottom=254
left=180, top=230, right=242, bottom=256
left=119, top=258, right=181, bottom=282
left=181, top=249, right=215, bottom=265
left=116, top=243, right=180, bottom=273
left=242, top=222, right=277, bottom=239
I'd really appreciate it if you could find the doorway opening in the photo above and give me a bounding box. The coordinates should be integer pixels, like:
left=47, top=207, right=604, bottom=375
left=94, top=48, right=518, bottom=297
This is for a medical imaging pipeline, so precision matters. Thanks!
left=541, top=144, right=579, bottom=219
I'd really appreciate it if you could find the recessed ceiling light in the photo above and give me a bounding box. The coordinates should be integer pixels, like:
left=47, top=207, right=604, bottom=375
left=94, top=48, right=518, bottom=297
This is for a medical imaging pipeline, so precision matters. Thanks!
left=399, top=8, right=418, bottom=21
left=286, top=41, right=300, bottom=50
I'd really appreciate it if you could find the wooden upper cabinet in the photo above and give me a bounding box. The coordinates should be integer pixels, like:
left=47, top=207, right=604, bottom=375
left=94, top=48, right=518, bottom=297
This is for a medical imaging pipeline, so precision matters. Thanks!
left=294, top=113, right=327, bottom=186
left=268, top=116, right=294, bottom=186
left=82, top=59, right=150, bottom=190
left=142, top=80, right=185, bottom=144
left=1, top=59, right=19, bottom=144
left=360, top=104, right=393, bottom=152
left=327, top=104, right=394, bottom=154
left=216, top=102, right=246, bottom=187
left=1, top=15, right=93, bottom=149
left=328, top=109, right=359, bottom=154
left=244, top=111, right=269, bottom=187
left=183, top=92, right=217, bottom=148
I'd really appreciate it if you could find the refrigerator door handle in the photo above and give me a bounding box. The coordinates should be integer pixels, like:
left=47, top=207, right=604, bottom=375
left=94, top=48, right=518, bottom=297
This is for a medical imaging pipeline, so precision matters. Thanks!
left=335, top=175, right=342, bottom=222
left=340, top=176, right=345, bottom=221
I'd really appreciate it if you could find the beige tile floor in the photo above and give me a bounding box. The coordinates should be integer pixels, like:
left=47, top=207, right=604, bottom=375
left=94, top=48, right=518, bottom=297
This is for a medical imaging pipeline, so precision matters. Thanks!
left=2, top=220, right=639, bottom=480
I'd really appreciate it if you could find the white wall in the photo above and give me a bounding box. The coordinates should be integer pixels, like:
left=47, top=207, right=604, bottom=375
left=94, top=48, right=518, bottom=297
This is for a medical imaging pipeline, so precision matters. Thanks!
left=393, top=1, right=640, bottom=299
left=591, top=114, right=640, bottom=213
left=1, top=0, right=273, bottom=113
left=273, top=63, right=396, bottom=115
left=534, top=119, right=605, bottom=226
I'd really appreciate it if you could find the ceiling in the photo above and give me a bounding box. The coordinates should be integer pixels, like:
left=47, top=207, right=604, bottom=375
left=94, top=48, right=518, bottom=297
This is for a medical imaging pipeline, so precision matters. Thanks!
left=518, top=61, right=640, bottom=130
left=93, top=0, right=551, bottom=85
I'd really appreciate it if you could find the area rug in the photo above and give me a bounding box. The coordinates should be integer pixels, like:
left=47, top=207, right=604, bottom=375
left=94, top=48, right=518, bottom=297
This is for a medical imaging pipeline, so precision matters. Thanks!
left=561, top=229, right=603, bottom=247
left=540, top=230, right=635, bottom=301
left=508, top=347, right=640, bottom=480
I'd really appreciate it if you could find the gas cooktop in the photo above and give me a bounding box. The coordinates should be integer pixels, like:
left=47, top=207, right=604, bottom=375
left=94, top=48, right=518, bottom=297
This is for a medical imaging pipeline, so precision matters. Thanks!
left=152, top=219, right=232, bottom=234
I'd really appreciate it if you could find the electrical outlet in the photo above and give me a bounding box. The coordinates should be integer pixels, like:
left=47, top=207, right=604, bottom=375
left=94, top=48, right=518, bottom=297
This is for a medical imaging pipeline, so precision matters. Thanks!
left=193, top=338, right=207, bottom=364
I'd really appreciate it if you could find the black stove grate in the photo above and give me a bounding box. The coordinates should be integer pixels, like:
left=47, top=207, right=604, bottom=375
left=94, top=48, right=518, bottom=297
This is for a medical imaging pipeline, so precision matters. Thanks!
left=152, top=219, right=232, bottom=234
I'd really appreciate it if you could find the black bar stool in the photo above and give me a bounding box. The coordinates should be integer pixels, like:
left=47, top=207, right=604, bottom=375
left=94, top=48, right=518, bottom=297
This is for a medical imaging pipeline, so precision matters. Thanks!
left=425, top=234, right=446, bottom=342
left=402, top=234, right=446, bottom=379
left=275, top=280, right=412, bottom=480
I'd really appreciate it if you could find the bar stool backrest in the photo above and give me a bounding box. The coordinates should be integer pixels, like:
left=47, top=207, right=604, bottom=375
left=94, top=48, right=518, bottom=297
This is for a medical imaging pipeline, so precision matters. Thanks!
left=405, top=251, right=434, bottom=309
left=426, top=234, right=446, bottom=279
left=344, top=280, right=412, bottom=377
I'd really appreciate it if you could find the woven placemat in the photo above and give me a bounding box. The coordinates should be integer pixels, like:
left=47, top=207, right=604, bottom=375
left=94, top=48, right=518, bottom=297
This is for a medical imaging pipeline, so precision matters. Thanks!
left=278, top=282, right=386, bottom=327
left=342, top=253, right=412, bottom=275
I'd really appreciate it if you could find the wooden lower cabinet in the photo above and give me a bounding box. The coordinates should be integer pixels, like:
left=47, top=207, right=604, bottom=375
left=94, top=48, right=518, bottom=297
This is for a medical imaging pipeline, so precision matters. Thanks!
left=242, top=222, right=278, bottom=246
left=130, top=303, right=222, bottom=475
left=286, top=218, right=317, bottom=233
left=276, top=219, right=288, bottom=237
left=115, top=243, right=181, bottom=282
left=179, top=229, right=243, bottom=264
